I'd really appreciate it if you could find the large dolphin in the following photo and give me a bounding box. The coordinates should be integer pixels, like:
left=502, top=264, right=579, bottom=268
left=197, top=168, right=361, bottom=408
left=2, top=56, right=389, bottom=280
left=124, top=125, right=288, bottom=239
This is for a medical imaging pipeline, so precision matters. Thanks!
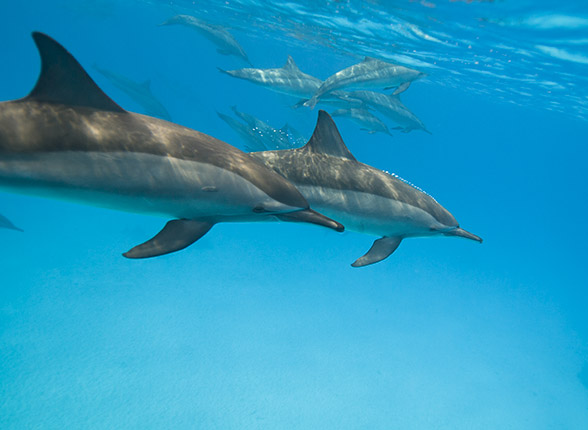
left=160, top=14, right=252, bottom=66
left=304, top=57, right=425, bottom=109
left=0, top=33, right=343, bottom=258
left=251, top=111, right=481, bottom=267
left=344, top=90, right=430, bottom=134
left=93, top=64, right=172, bottom=121
left=330, top=107, right=392, bottom=136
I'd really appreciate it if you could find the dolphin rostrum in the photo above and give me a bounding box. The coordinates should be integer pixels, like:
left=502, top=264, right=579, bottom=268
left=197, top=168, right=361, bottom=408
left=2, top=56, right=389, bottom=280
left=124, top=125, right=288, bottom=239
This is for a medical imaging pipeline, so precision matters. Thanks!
left=304, top=57, right=425, bottom=109
left=0, top=33, right=343, bottom=258
left=251, top=111, right=481, bottom=267
left=93, top=64, right=172, bottom=121
left=160, top=14, right=252, bottom=66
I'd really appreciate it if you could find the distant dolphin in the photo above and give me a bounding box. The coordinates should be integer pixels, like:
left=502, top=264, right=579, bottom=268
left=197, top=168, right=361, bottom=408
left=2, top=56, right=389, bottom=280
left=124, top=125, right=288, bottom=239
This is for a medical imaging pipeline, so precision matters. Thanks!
left=160, top=14, right=252, bottom=65
left=304, top=57, right=425, bottom=109
left=216, top=111, right=267, bottom=152
left=252, top=111, right=481, bottom=267
left=93, top=64, right=172, bottom=121
left=219, top=55, right=348, bottom=102
left=0, top=33, right=343, bottom=258
left=330, top=107, right=392, bottom=136
left=344, top=90, right=430, bottom=134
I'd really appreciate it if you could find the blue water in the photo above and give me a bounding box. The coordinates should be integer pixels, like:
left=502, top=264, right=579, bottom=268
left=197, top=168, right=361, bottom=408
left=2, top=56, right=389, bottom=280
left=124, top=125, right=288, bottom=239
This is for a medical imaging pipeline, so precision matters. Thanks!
left=1, top=0, right=587, bottom=428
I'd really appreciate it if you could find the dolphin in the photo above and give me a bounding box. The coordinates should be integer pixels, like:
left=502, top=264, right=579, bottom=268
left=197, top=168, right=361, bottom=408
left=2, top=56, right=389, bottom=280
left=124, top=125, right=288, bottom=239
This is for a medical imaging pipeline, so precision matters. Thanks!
left=343, top=90, right=430, bottom=134
left=251, top=111, right=481, bottom=267
left=229, top=106, right=293, bottom=150
left=330, top=107, right=392, bottom=136
left=216, top=111, right=267, bottom=152
left=160, top=14, right=252, bottom=65
left=0, top=32, right=343, bottom=258
left=304, top=57, right=425, bottom=109
left=93, top=64, right=172, bottom=121
left=219, top=55, right=349, bottom=103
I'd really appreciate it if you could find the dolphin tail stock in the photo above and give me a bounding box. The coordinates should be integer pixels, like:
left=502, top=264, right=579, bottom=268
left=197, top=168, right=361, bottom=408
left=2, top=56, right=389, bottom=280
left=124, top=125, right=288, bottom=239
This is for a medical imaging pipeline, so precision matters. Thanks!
left=123, top=219, right=215, bottom=259
left=275, top=209, right=344, bottom=232
left=351, top=236, right=402, bottom=267
left=0, top=212, right=23, bottom=232
left=442, top=227, right=482, bottom=243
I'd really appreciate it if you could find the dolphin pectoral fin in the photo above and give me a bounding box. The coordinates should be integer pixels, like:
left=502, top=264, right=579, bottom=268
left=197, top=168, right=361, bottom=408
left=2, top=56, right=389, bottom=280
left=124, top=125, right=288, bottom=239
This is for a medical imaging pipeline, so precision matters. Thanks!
left=392, top=82, right=411, bottom=95
left=351, top=236, right=402, bottom=267
left=0, top=213, right=23, bottom=232
left=123, top=219, right=214, bottom=259
left=275, top=209, right=344, bottom=232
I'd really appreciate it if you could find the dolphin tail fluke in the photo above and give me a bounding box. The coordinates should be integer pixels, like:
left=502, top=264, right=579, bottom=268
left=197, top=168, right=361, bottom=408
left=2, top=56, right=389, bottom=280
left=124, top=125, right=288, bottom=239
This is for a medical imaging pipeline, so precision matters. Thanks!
left=352, top=236, right=402, bottom=267
left=303, top=96, right=319, bottom=110
left=392, top=81, right=411, bottom=96
left=123, top=219, right=214, bottom=259
left=443, top=227, right=482, bottom=243
left=0, top=213, right=23, bottom=232
left=276, top=209, right=344, bottom=232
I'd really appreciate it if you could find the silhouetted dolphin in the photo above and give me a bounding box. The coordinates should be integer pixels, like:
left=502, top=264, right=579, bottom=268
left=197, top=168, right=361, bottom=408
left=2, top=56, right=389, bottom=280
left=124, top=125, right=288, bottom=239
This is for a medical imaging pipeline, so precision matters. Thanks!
left=304, top=57, right=425, bottom=109
left=251, top=111, right=481, bottom=267
left=0, top=33, right=343, bottom=258
left=343, top=90, right=430, bottom=134
left=93, top=64, right=172, bottom=121
left=160, top=14, right=252, bottom=65
left=330, top=107, right=392, bottom=136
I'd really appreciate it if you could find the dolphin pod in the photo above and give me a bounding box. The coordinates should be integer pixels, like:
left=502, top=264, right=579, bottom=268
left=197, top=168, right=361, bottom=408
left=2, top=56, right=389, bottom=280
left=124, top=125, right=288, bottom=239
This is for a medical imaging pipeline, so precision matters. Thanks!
left=0, top=32, right=344, bottom=258
left=252, top=111, right=481, bottom=267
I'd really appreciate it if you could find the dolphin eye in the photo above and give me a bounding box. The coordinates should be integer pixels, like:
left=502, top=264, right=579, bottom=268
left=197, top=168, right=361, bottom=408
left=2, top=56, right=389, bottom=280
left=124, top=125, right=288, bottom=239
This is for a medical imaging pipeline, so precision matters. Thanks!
left=252, top=205, right=268, bottom=213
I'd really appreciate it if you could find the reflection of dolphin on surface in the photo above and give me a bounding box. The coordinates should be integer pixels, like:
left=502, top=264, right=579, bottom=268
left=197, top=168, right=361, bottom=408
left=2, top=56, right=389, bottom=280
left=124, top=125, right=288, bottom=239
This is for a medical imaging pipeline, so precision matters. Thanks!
left=304, top=57, right=425, bottom=109
left=93, top=64, right=172, bottom=121
left=252, top=111, right=481, bottom=267
left=330, top=107, right=392, bottom=136
left=160, top=14, right=252, bottom=65
left=0, top=33, right=343, bottom=258
left=344, top=90, right=430, bottom=134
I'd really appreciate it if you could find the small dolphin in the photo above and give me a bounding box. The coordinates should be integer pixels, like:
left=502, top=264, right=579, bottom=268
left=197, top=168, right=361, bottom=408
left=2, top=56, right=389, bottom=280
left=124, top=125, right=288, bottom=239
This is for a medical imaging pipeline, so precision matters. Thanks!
left=218, top=108, right=300, bottom=152
left=344, top=90, right=430, bottom=134
left=93, top=64, right=172, bottom=121
left=0, top=33, right=343, bottom=258
left=304, top=57, right=425, bottom=109
left=219, top=55, right=348, bottom=102
left=251, top=111, right=481, bottom=267
left=330, top=107, right=392, bottom=136
left=160, top=14, right=252, bottom=65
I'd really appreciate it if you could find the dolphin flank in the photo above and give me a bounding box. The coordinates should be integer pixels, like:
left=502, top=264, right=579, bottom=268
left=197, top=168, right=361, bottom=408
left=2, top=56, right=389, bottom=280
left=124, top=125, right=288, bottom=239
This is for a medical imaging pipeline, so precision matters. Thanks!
left=0, top=33, right=343, bottom=258
left=304, top=57, right=425, bottom=109
left=251, top=111, right=480, bottom=267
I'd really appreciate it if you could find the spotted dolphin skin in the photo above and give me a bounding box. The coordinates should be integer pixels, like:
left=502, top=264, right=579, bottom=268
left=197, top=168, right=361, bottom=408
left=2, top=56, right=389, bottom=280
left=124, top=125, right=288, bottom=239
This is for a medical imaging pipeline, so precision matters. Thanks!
left=251, top=111, right=481, bottom=267
left=160, top=14, right=252, bottom=65
left=304, top=57, right=425, bottom=109
left=0, top=33, right=343, bottom=258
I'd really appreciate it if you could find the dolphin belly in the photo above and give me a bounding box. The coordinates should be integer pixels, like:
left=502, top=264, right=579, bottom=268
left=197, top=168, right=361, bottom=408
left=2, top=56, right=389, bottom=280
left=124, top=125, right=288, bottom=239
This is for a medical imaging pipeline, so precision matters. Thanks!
left=0, top=151, right=300, bottom=219
left=296, top=185, right=450, bottom=237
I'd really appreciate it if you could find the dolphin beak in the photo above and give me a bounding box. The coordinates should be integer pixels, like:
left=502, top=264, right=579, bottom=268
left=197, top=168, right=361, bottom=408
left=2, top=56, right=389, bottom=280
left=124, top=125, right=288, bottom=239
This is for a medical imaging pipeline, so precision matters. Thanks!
left=443, top=227, right=482, bottom=243
left=276, top=208, right=344, bottom=232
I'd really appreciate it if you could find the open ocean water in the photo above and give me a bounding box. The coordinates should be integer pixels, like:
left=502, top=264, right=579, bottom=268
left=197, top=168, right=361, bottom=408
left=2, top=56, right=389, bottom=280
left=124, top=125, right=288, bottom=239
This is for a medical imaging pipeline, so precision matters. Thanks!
left=1, top=0, right=587, bottom=428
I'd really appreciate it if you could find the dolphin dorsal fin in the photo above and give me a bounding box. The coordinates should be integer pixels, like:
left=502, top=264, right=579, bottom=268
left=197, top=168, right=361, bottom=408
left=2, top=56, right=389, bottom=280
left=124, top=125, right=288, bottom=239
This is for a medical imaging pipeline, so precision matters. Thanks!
left=283, top=55, right=300, bottom=71
left=302, top=111, right=356, bottom=161
left=25, top=32, right=125, bottom=113
left=363, top=56, right=378, bottom=62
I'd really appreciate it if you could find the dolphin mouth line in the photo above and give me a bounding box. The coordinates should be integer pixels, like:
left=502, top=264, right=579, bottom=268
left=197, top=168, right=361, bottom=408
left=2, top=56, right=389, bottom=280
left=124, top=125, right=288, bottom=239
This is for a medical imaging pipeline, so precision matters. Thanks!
left=442, top=227, right=483, bottom=243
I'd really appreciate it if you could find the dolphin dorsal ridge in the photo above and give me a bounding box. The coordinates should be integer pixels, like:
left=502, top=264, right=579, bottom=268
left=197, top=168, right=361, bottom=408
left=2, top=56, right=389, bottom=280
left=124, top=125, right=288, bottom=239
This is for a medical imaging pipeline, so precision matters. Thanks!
left=302, top=111, right=357, bottom=161
left=283, top=55, right=300, bottom=71
left=26, top=32, right=125, bottom=113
